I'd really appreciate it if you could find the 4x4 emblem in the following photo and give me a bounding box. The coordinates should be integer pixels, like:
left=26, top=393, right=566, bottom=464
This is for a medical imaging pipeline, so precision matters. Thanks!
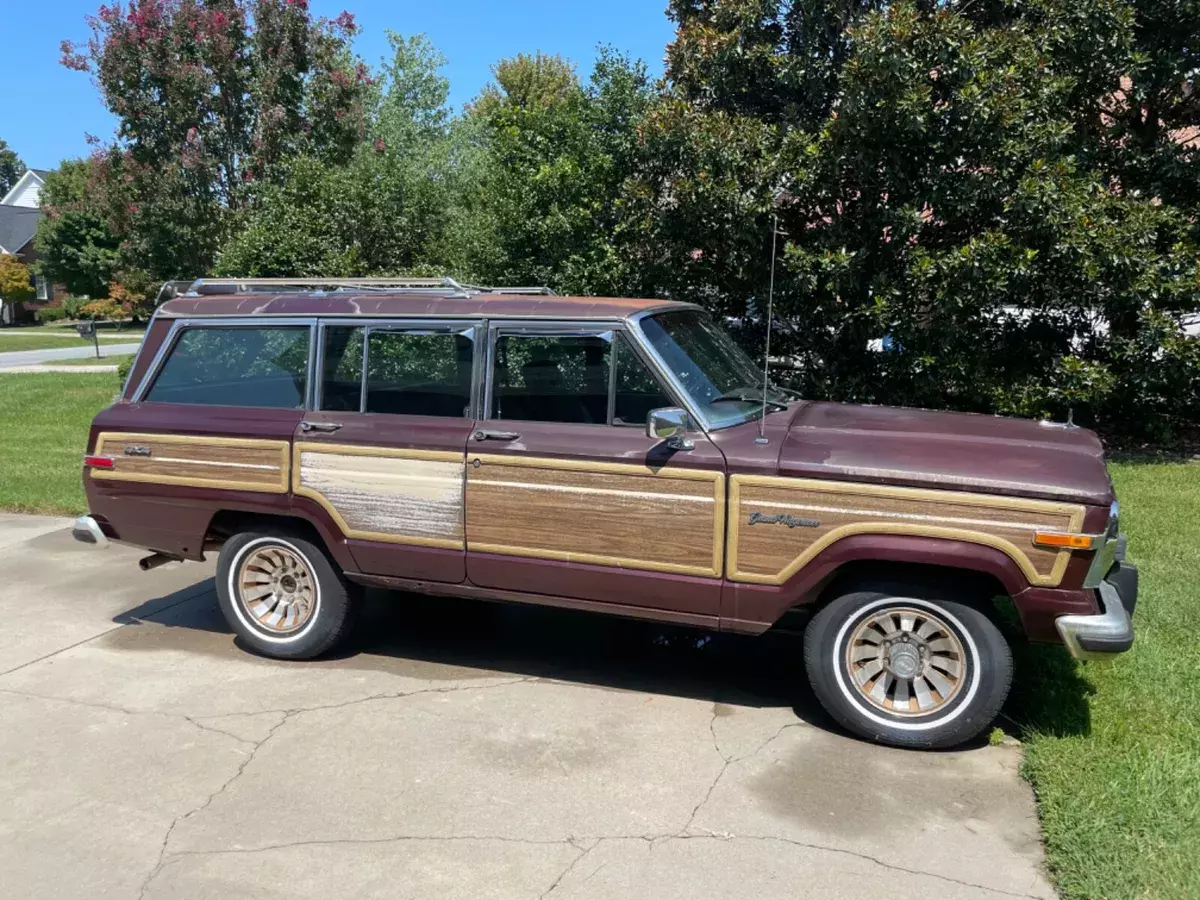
left=748, top=511, right=820, bottom=528
left=124, top=445, right=152, bottom=457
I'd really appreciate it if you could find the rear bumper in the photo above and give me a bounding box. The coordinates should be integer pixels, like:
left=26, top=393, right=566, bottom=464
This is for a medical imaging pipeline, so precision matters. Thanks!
left=1055, top=561, right=1138, bottom=660
left=72, top=515, right=110, bottom=548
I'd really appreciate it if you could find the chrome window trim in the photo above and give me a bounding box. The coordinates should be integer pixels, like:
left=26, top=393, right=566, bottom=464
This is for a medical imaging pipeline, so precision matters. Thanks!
left=480, top=319, right=686, bottom=427
left=626, top=308, right=716, bottom=432
left=131, top=317, right=318, bottom=406
left=316, top=318, right=481, bottom=417
left=121, top=304, right=161, bottom=399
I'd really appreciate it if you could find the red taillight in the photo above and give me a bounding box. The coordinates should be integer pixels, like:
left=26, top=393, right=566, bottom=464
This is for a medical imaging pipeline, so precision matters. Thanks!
left=84, top=455, right=115, bottom=470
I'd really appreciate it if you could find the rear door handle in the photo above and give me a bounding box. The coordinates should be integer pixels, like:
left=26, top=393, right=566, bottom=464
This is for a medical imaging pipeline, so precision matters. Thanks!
left=300, top=421, right=343, bottom=433
left=473, top=429, right=520, bottom=442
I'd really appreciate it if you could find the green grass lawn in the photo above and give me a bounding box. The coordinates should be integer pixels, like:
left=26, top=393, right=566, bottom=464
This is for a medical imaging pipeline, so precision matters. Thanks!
left=0, top=374, right=1195, bottom=895
left=0, top=332, right=145, bottom=352
left=1007, top=462, right=1200, bottom=899
left=0, top=374, right=121, bottom=515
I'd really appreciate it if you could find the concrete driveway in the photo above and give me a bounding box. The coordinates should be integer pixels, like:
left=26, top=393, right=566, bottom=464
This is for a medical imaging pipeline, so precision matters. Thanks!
left=0, top=513, right=1054, bottom=900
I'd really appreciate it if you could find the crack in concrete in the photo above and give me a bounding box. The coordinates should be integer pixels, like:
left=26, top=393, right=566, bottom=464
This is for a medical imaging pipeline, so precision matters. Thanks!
left=140, top=828, right=1045, bottom=899
left=664, top=834, right=1045, bottom=899
left=127, top=677, right=536, bottom=899
left=137, top=711, right=295, bottom=899
left=681, top=714, right=802, bottom=835
left=538, top=840, right=595, bottom=899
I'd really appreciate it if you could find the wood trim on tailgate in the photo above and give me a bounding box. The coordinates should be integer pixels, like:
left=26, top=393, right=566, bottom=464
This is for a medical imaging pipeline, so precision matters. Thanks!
left=91, top=432, right=290, bottom=493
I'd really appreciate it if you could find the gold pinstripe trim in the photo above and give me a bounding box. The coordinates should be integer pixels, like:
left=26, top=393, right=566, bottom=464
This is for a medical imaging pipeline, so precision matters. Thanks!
left=90, top=432, right=290, bottom=493
left=726, top=475, right=1087, bottom=587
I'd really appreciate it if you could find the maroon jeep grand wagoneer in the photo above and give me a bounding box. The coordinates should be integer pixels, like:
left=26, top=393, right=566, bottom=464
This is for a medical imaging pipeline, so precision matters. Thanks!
left=75, top=278, right=1137, bottom=749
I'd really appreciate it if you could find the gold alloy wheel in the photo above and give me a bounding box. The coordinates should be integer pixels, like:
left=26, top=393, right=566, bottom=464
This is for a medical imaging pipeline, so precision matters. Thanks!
left=845, top=606, right=966, bottom=716
left=237, top=544, right=317, bottom=635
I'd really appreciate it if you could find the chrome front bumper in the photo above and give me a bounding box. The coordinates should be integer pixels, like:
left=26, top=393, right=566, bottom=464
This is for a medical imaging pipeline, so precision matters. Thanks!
left=1056, top=567, right=1137, bottom=660
left=72, top=515, right=110, bottom=548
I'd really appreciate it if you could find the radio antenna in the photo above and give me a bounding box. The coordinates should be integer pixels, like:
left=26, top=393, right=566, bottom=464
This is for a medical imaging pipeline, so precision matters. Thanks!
left=755, top=212, right=780, bottom=444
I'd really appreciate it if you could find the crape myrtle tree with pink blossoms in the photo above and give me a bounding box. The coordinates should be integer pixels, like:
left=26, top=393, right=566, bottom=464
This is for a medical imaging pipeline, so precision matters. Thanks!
left=56, top=0, right=371, bottom=283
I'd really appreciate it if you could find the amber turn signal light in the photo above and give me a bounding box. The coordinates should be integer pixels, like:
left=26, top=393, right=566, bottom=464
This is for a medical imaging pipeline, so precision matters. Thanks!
left=1033, top=531, right=1096, bottom=550
left=84, top=455, right=115, bottom=470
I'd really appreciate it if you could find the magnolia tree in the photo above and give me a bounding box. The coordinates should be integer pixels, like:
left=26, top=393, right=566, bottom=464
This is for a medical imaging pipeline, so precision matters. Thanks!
left=60, top=0, right=372, bottom=280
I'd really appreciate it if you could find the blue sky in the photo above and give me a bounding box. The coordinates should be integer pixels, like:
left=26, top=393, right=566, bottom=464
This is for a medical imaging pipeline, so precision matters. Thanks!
left=2, top=0, right=676, bottom=170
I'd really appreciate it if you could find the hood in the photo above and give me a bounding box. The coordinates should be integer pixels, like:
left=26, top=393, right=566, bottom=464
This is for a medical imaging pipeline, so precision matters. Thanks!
left=778, top=402, right=1114, bottom=506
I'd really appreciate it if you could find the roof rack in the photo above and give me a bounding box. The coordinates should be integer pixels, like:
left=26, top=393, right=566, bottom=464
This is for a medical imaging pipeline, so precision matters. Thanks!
left=185, top=277, right=557, bottom=297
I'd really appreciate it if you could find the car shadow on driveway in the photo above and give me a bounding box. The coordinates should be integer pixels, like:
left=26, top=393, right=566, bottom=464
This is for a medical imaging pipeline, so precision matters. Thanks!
left=113, top=578, right=840, bottom=729
left=111, top=577, right=1091, bottom=746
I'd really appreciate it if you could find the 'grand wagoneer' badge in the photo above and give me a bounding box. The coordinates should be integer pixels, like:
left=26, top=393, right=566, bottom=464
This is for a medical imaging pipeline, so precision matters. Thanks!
left=748, top=511, right=820, bottom=528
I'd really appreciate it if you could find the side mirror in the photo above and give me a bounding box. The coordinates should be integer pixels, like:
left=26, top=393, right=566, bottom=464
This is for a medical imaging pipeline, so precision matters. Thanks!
left=647, top=407, right=695, bottom=451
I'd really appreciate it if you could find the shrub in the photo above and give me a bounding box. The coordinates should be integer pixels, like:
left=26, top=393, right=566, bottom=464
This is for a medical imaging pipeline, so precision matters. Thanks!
left=36, top=306, right=68, bottom=323
left=62, top=296, right=88, bottom=318
left=78, top=298, right=125, bottom=321
left=116, top=354, right=134, bottom=384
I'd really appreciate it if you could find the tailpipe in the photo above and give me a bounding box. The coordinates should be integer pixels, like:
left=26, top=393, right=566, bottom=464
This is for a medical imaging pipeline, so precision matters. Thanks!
left=139, top=552, right=182, bottom=572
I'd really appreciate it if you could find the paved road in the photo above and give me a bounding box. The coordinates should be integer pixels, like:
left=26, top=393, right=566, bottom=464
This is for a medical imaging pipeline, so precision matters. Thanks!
left=0, top=342, right=142, bottom=368
left=0, top=513, right=1055, bottom=900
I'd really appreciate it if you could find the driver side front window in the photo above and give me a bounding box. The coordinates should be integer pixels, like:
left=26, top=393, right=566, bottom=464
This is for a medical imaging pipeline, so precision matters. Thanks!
left=489, top=331, right=673, bottom=426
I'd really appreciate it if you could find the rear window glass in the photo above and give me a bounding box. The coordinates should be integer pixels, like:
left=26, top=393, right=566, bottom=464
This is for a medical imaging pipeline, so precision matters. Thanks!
left=320, top=326, right=473, bottom=417
left=146, top=326, right=310, bottom=408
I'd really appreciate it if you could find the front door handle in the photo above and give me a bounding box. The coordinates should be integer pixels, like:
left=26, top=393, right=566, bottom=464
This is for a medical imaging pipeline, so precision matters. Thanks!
left=300, top=421, right=343, bottom=433
left=473, top=429, right=520, bottom=442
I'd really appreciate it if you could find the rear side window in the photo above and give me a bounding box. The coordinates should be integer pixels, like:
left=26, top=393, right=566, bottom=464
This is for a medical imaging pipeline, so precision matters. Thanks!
left=320, top=326, right=474, bottom=418
left=146, top=326, right=310, bottom=408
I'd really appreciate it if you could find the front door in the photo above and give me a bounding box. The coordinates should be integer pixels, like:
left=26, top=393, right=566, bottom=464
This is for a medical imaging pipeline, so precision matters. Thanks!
left=292, top=320, right=478, bottom=583
left=465, top=324, right=727, bottom=619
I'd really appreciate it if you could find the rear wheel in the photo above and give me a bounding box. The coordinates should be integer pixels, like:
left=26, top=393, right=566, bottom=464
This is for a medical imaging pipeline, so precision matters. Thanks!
left=216, top=529, right=357, bottom=660
left=803, top=580, right=1012, bottom=749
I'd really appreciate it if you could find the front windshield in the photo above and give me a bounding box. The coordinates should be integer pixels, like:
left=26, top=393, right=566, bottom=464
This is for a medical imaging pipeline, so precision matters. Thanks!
left=638, top=309, right=792, bottom=429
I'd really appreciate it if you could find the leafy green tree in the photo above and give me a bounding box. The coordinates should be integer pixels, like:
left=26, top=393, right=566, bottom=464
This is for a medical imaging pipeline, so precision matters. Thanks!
left=630, top=0, right=1200, bottom=438
left=217, top=32, right=459, bottom=277
left=465, top=49, right=656, bottom=294
left=0, top=139, right=25, bottom=196
left=34, top=159, right=121, bottom=298
left=0, top=254, right=34, bottom=302
left=61, top=0, right=372, bottom=280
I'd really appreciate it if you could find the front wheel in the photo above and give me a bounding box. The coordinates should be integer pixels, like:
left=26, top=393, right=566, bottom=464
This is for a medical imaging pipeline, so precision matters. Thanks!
left=803, top=581, right=1012, bottom=749
left=216, top=529, right=358, bottom=660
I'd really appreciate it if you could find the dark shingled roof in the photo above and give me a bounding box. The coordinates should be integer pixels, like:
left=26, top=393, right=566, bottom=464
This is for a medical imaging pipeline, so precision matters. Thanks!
left=0, top=205, right=41, bottom=254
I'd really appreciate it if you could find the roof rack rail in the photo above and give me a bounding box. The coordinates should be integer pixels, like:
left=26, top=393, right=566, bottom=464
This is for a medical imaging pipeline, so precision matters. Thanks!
left=184, top=277, right=557, bottom=297
left=186, top=277, right=468, bottom=295
left=461, top=284, right=558, bottom=296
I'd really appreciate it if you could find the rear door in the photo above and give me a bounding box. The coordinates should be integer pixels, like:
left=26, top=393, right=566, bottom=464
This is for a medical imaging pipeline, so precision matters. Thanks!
left=464, top=322, right=727, bottom=621
left=292, top=320, right=478, bottom=583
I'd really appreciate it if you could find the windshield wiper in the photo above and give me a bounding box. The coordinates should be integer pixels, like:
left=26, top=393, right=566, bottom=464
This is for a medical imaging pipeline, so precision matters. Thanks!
left=710, top=388, right=789, bottom=411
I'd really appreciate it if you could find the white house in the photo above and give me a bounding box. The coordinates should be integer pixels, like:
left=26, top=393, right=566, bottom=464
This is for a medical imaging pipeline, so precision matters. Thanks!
left=1, top=168, right=54, bottom=323
left=1, top=169, right=47, bottom=209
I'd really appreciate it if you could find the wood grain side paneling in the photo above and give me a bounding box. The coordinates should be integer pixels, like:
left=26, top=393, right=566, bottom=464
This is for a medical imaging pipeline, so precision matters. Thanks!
left=293, top=443, right=465, bottom=549
left=728, top=476, right=1086, bottom=587
left=92, top=432, right=289, bottom=493
left=466, top=454, right=725, bottom=577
